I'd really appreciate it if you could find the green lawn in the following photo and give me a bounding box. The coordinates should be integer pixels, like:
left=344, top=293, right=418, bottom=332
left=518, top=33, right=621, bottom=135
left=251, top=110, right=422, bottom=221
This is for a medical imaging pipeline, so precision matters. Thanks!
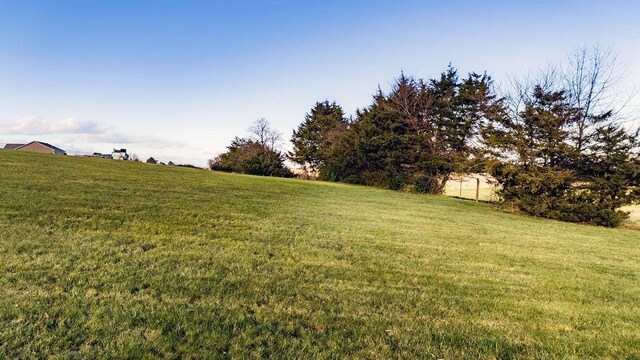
left=1, top=150, right=639, bottom=359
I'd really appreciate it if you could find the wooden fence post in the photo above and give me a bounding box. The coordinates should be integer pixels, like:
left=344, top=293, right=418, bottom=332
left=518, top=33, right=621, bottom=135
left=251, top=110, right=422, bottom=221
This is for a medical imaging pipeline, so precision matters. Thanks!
left=475, top=178, right=480, bottom=201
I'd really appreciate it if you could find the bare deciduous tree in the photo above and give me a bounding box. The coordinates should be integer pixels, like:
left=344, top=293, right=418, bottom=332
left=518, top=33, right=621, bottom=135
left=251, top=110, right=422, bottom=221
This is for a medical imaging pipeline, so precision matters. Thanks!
left=248, top=118, right=283, bottom=150
left=563, top=45, right=636, bottom=151
left=503, top=45, right=637, bottom=153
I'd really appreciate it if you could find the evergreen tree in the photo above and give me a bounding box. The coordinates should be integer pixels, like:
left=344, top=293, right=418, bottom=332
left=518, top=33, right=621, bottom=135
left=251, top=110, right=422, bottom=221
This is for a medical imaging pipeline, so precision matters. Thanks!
left=290, top=101, right=347, bottom=172
left=486, top=86, right=581, bottom=219
left=485, top=85, right=640, bottom=226
left=321, top=69, right=502, bottom=193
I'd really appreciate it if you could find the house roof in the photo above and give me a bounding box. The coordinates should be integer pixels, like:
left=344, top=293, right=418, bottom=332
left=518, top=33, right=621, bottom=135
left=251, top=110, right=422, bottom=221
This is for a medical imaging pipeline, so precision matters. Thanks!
left=15, top=141, right=67, bottom=154
left=3, top=143, right=25, bottom=150
left=37, top=141, right=67, bottom=153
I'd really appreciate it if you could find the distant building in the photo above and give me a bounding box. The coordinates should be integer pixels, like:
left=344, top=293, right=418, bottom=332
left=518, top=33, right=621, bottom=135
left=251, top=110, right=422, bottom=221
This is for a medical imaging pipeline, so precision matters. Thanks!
left=92, top=152, right=112, bottom=159
left=4, top=141, right=66, bottom=155
left=3, top=143, right=24, bottom=150
left=111, top=148, right=129, bottom=160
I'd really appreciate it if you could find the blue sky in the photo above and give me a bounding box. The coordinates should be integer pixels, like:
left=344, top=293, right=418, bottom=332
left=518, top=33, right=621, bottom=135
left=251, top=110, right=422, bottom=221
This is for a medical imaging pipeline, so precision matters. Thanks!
left=1, top=0, right=639, bottom=165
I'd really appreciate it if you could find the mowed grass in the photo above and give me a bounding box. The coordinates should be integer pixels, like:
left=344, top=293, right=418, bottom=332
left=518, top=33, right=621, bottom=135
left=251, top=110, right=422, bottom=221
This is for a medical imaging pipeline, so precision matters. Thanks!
left=1, top=150, right=639, bottom=359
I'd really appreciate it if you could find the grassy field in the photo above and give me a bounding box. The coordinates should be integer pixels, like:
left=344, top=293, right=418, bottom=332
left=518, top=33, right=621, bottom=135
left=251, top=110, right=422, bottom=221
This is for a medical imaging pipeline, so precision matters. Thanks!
left=1, top=150, right=639, bottom=359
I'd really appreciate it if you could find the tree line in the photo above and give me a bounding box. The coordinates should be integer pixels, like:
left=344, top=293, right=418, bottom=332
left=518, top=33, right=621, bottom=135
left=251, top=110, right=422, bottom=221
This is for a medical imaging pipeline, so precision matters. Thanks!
left=211, top=46, right=640, bottom=227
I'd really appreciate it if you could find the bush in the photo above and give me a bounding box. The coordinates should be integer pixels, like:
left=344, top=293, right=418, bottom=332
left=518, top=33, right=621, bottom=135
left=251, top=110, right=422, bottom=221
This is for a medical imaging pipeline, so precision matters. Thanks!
left=210, top=138, right=293, bottom=178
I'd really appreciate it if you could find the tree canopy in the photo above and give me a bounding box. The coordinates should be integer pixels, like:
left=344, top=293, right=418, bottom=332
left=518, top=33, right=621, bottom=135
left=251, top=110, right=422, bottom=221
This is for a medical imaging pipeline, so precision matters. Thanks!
left=210, top=119, right=293, bottom=178
left=290, top=101, right=348, bottom=172
left=218, top=46, right=639, bottom=227
left=313, top=69, right=502, bottom=193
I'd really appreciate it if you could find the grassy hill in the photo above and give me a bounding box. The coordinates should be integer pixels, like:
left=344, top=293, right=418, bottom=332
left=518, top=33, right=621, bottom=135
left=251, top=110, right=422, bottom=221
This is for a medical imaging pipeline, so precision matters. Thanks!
left=1, top=150, right=639, bottom=359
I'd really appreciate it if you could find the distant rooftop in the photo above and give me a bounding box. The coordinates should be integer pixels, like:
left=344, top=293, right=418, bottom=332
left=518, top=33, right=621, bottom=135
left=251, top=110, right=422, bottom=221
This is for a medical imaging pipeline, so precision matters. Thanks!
left=3, top=141, right=66, bottom=154
left=31, top=141, right=67, bottom=154
left=3, top=143, right=25, bottom=150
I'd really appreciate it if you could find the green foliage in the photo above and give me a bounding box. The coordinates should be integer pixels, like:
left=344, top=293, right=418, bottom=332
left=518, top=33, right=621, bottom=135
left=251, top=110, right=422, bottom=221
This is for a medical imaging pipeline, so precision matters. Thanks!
left=1, top=151, right=640, bottom=358
left=485, top=86, right=640, bottom=227
left=290, top=101, right=348, bottom=171
left=321, top=68, right=503, bottom=193
left=210, top=137, right=293, bottom=177
left=290, top=59, right=638, bottom=226
left=317, top=126, right=363, bottom=183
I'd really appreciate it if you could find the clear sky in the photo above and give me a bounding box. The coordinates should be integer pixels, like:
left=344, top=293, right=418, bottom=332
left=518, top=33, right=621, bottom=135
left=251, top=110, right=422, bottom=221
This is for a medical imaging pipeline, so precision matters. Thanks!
left=1, top=0, right=639, bottom=165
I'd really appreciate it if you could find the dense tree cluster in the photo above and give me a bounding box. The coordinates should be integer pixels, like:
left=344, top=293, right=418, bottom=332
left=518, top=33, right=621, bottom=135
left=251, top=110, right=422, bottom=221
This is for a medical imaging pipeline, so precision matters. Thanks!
left=211, top=46, right=638, bottom=226
left=486, top=85, right=640, bottom=226
left=288, top=47, right=639, bottom=226
left=483, top=48, right=640, bottom=226
left=293, top=68, right=502, bottom=193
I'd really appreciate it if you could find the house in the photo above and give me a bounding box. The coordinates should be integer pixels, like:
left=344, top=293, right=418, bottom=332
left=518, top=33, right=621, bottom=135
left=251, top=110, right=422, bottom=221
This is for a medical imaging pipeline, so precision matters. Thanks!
left=111, top=148, right=129, bottom=160
left=4, top=141, right=67, bottom=155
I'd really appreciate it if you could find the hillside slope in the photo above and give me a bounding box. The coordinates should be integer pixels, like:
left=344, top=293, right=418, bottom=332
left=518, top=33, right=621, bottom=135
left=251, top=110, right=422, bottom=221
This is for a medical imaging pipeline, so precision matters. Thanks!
left=0, top=150, right=639, bottom=359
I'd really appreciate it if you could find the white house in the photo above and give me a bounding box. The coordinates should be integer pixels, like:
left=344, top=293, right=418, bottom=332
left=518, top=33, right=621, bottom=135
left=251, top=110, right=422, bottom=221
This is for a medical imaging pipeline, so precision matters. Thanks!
left=112, top=148, right=129, bottom=160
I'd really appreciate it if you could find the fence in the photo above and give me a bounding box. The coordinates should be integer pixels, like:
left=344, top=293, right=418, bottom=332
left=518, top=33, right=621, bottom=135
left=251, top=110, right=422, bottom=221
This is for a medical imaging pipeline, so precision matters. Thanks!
left=444, top=173, right=500, bottom=202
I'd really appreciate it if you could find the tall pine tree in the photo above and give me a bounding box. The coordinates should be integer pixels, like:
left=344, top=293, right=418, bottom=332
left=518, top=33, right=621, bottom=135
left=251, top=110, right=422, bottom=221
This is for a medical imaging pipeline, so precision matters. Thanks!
left=290, top=101, right=347, bottom=172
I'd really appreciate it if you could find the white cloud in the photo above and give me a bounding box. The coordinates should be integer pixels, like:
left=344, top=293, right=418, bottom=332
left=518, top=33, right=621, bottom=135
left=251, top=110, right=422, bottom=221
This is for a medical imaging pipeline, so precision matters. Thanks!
left=73, top=132, right=183, bottom=147
left=0, top=116, right=184, bottom=148
left=0, top=117, right=106, bottom=135
left=0, top=116, right=203, bottom=165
